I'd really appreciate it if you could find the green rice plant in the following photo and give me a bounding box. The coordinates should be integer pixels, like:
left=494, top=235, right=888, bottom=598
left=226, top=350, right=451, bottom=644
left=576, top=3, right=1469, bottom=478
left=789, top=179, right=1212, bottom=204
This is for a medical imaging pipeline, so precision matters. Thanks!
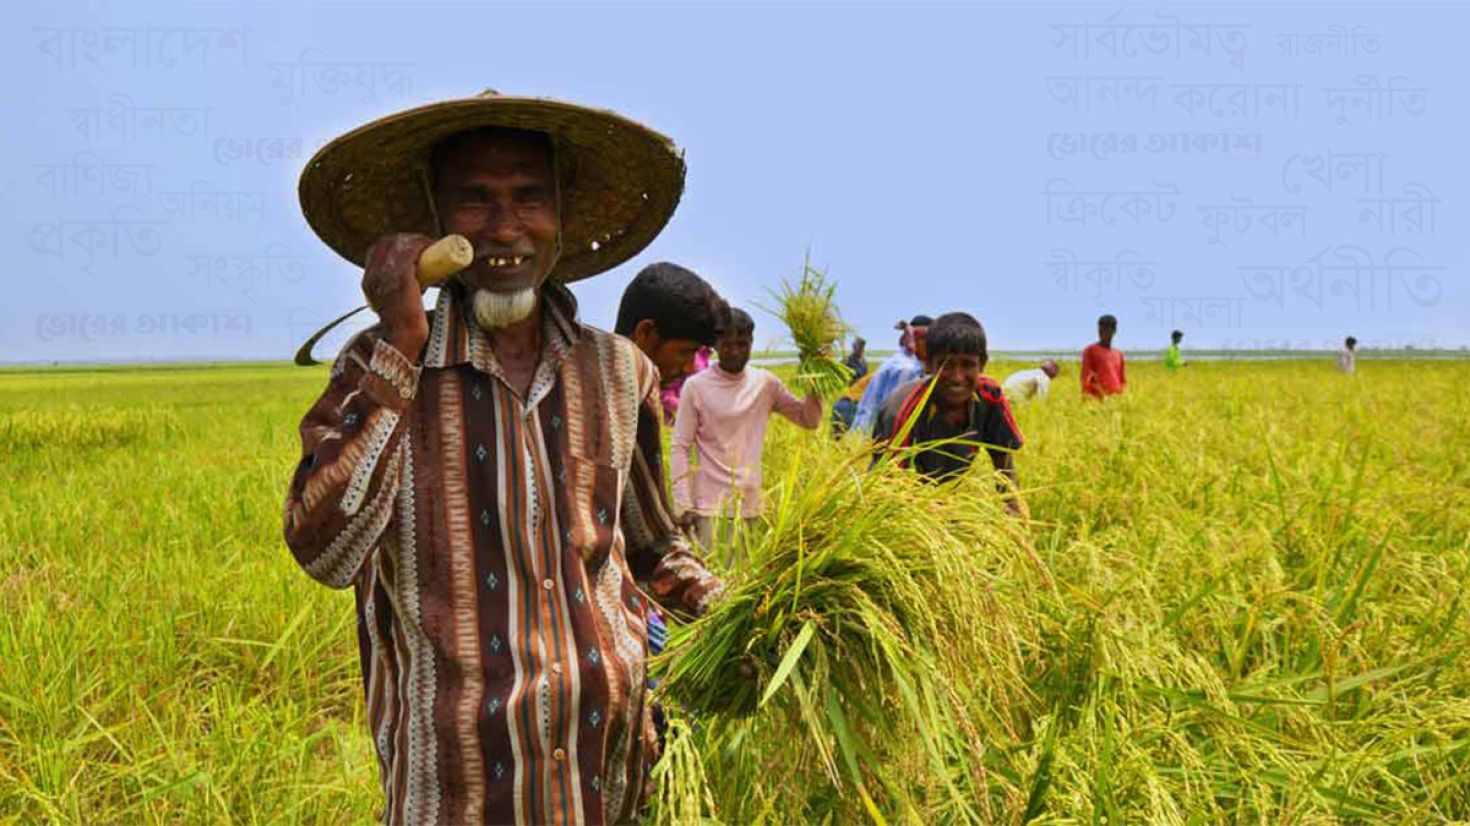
left=762, top=253, right=853, bottom=396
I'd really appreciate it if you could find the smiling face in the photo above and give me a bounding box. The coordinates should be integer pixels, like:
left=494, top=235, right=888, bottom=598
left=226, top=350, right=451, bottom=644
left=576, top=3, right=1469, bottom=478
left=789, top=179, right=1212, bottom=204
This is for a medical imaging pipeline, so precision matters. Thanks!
left=930, top=351, right=986, bottom=412
left=432, top=128, right=560, bottom=297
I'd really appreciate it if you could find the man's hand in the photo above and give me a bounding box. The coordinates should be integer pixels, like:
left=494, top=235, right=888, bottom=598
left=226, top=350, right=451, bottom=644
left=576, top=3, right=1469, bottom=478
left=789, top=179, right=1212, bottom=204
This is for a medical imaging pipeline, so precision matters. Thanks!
left=363, top=233, right=434, bottom=357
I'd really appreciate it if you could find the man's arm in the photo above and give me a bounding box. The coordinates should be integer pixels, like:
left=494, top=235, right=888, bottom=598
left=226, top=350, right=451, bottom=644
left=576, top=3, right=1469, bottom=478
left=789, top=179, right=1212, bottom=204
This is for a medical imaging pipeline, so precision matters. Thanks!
left=622, top=359, right=723, bottom=618
left=283, top=330, right=418, bottom=588
left=769, top=373, right=822, bottom=430
left=283, top=233, right=429, bottom=589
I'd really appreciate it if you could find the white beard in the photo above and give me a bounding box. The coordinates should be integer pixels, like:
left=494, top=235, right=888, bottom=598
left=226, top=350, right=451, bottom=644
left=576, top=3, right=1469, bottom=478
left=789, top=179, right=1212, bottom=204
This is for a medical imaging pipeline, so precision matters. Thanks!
left=471, top=288, right=537, bottom=330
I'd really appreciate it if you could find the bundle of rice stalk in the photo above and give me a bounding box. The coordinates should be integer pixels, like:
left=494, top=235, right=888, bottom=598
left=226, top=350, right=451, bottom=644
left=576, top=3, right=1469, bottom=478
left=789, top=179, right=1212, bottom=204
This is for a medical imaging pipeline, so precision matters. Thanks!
left=653, top=435, right=1045, bottom=824
left=762, top=253, right=853, bottom=396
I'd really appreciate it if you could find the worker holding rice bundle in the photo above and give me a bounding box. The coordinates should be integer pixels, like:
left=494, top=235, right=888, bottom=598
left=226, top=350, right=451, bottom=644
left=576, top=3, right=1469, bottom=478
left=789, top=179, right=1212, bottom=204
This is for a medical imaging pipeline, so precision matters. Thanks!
left=670, top=307, right=823, bottom=566
left=283, top=91, right=727, bottom=825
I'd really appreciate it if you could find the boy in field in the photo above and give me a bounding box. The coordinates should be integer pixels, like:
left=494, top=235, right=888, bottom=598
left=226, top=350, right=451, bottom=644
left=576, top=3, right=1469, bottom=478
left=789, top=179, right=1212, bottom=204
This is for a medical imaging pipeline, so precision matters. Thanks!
left=671, top=308, right=822, bottom=565
left=873, top=312, right=1025, bottom=511
left=1081, top=314, right=1126, bottom=398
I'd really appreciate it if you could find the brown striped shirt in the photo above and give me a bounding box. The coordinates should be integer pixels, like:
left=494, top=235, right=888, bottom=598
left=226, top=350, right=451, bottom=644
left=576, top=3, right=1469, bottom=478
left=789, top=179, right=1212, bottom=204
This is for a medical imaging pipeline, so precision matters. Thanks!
left=283, top=282, right=721, bottom=825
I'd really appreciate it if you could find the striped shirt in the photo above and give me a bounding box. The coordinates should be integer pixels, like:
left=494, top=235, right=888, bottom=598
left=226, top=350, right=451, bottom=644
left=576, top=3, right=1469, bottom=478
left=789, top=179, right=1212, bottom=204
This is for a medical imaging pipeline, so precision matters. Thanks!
left=283, top=282, right=721, bottom=825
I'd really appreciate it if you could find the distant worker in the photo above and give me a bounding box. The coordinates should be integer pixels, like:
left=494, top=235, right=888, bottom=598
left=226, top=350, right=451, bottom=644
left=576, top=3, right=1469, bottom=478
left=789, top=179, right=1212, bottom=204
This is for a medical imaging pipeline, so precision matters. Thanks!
left=852, top=315, right=932, bottom=433
left=1164, top=329, right=1186, bottom=370
left=1002, top=359, right=1060, bottom=403
left=843, top=336, right=869, bottom=381
left=1081, top=314, right=1126, bottom=399
left=1337, top=336, right=1358, bottom=374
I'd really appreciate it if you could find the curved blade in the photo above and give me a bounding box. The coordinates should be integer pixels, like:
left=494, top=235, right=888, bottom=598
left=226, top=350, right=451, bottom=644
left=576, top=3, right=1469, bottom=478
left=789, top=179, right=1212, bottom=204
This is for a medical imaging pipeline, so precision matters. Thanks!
left=294, top=304, right=370, bottom=366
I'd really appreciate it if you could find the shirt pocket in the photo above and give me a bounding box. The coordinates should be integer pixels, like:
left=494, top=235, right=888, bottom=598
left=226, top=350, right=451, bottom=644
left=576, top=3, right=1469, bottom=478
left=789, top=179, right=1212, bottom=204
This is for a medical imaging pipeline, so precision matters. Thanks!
left=557, top=450, right=626, bottom=568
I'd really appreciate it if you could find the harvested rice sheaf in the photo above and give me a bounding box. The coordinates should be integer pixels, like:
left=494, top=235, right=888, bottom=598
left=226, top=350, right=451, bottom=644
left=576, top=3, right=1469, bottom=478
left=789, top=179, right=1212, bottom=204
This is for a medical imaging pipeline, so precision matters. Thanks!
left=764, top=254, right=854, bottom=397
left=654, top=437, right=1042, bottom=824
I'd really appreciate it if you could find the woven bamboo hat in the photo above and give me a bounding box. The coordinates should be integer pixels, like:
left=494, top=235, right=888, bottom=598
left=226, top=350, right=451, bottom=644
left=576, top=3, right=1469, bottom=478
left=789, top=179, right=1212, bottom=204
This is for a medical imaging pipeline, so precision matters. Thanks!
left=298, top=90, right=686, bottom=282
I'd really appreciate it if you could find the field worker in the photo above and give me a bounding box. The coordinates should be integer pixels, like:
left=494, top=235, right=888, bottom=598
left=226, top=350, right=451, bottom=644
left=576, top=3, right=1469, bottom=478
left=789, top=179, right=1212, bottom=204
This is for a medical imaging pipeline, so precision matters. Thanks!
left=284, top=91, right=725, bottom=825
left=671, top=308, right=822, bottom=566
left=851, top=314, right=932, bottom=434
left=1164, top=329, right=1185, bottom=370
left=874, top=312, right=1025, bottom=512
left=1081, top=314, right=1127, bottom=398
left=1002, top=359, right=1060, bottom=403
left=613, top=262, right=729, bottom=424
left=1337, top=336, right=1358, bottom=374
left=843, top=336, right=869, bottom=381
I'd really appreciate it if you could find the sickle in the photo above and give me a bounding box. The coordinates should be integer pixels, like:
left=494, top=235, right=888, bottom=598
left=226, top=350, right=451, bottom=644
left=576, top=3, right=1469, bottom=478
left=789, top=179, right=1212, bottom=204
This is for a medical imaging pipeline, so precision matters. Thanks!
left=293, top=234, right=473, bottom=366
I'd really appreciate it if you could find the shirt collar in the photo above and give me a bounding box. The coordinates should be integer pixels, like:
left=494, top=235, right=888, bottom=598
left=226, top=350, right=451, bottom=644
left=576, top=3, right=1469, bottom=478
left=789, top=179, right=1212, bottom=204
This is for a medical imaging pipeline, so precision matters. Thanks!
left=421, top=280, right=583, bottom=378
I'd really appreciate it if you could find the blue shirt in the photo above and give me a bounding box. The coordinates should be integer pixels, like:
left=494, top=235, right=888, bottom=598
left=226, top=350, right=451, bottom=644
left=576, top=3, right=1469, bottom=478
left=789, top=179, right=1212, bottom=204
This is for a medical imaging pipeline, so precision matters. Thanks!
left=851, top=350, right=923, bottom=434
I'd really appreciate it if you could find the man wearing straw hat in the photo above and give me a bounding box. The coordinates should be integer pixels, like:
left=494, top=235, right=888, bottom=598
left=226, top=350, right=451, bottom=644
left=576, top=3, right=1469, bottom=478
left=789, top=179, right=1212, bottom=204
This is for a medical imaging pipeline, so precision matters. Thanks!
left=283, top=91, right=723, bottom=824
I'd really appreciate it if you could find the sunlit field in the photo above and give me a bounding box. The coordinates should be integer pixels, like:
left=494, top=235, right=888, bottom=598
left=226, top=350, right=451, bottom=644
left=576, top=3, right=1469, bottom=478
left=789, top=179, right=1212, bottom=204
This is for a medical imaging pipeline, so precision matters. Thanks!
left=2, top=358, right=1468, bottom=823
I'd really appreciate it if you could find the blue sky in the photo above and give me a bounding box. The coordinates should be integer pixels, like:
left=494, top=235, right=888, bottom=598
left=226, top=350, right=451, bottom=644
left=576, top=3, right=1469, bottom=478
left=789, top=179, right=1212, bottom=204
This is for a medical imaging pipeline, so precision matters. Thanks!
left=3, top=1, right=1466, bottom=362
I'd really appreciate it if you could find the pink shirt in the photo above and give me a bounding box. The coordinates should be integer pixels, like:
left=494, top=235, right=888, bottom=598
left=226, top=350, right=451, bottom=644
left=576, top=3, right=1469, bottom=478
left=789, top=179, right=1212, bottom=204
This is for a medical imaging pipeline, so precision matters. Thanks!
left=671, top=365, right=821, bottom=518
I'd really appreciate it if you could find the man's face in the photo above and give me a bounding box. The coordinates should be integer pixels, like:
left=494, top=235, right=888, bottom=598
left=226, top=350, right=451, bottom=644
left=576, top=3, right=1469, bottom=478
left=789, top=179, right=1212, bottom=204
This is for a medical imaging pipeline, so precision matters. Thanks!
left=717, top=330, right=753, bottom=374
left=1099, top=322, right=1117, bottom=345
left=434, top=131, right=560, bottom=296
left=930, top=352, right=985, bottom=410
left=853, top=340, right=865, bottom=356
left=640, top=330, right=703, bottom=386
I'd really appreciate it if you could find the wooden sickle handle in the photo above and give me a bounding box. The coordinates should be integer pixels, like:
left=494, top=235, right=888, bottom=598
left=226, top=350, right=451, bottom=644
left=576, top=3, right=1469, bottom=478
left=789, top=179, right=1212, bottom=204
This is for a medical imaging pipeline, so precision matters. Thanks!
left=417, top=234, right=474, bottom=286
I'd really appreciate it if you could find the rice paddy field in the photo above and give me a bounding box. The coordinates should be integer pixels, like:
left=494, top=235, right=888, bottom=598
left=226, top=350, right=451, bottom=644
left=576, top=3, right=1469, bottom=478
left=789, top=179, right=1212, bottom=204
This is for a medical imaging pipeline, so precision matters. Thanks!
left=2, top=357, right=1469, bottom=824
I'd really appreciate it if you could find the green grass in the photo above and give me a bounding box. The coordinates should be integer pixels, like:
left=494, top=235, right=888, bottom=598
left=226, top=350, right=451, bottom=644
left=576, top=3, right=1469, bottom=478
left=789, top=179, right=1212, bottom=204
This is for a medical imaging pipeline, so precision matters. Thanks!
left=2, top=359, right=1468, bottom=823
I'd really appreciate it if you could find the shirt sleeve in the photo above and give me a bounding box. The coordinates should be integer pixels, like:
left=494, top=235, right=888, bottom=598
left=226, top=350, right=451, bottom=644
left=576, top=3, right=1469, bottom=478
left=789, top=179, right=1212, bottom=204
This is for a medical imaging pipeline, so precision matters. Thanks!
left=850, top=363, right=889, bottom=434
left=283, top=330, right=418, bottom=589
left=669, top=379, right=699, bottom=514
left=621, top=356, right=723, bottom=618
left=768, top=372, right=822, bottom=429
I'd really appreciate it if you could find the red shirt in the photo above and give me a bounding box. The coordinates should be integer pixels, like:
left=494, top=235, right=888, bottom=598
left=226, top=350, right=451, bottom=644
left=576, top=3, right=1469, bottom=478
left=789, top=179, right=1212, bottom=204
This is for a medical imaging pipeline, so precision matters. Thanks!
left=1081, top=343, right=1126, bottom=398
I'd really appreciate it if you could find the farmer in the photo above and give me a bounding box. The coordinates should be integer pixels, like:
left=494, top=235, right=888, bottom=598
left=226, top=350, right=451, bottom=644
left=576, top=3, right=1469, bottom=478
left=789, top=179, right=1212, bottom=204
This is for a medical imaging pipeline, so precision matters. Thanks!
left=1337, top=336, right=1358, bottom=374
left=671, top=308, right=822, bottom=566
left=851, top=314, right=932, bottom=434
left=1001, top=359, right=1060, bottom=403
left=613, top=262, right=729, bottom=423
left=873, top=312, right=1025, bottom=512
left=1164, top=329, right=1185, bottom=371
left=283, top=91, right=724, bottom=825
left=843, top=336, right=869, bottom=381
left=1081, top=314, right=1127, bottom=398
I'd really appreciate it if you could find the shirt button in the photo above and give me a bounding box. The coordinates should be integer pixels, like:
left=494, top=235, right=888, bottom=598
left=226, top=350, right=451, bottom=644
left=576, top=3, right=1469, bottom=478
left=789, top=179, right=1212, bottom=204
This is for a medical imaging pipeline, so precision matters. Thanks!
left=542, top=579, right=554, bottom=591
left=553, top=748, right=566, bottom=762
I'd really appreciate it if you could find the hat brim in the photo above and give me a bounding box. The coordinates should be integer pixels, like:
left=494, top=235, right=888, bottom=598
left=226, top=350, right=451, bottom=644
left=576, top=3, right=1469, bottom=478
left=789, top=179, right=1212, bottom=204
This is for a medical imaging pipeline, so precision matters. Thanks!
left=299, top=95, right=685, bottom=283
